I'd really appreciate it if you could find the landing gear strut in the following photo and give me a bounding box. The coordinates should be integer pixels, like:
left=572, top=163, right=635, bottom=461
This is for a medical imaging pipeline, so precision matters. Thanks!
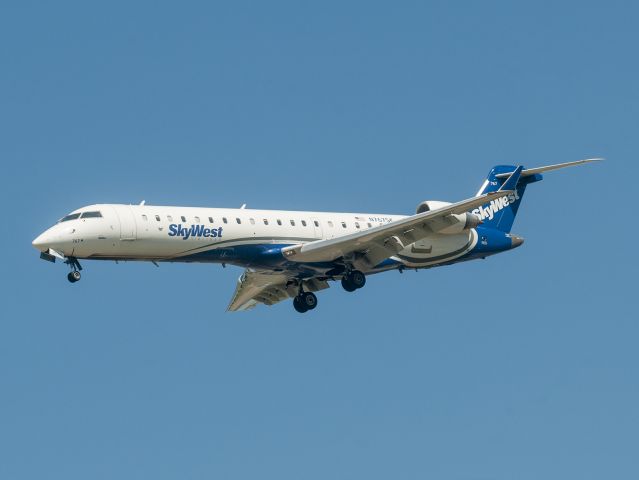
left=341, top=270, right=366, bottom=292
left=65, top=257, right=82, bottom=283
left=293, top=291, right=317, bottom=313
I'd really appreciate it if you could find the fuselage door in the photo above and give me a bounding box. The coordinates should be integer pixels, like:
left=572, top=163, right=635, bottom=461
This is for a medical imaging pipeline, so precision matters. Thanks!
left=116, top=205, right=137, bottom=241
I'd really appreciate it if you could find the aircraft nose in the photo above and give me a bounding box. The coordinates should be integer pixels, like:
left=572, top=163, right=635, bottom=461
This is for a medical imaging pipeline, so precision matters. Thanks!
left=32, top=231, right=52, bottom=251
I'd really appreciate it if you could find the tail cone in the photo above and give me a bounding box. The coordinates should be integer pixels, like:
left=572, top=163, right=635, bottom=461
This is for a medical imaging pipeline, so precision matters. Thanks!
left=509, top=235, right=525, bottom=248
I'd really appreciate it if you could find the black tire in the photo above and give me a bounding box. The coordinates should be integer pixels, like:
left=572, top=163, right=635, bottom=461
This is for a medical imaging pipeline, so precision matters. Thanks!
left=341, top=277, right=357, bottom=292
left=302, top=292, right=317, bottom=310
left=293, top=296, right=308, bottom=313
left=67, top=271, right=80, bottom=283
left=350, top=270, right=366, bottom=289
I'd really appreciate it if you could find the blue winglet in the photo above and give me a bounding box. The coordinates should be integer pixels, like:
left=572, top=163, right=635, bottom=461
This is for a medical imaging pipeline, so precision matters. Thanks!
left=498, top=165, right=524, bottom=192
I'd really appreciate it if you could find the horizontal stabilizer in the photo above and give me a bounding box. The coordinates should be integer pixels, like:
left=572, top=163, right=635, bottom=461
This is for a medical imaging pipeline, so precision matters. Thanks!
left=498, top=165, right=523, bottom=191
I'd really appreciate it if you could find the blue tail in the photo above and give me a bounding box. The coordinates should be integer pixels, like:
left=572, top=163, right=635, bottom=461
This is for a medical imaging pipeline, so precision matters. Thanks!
left=473, top=165, right=543, bottom=233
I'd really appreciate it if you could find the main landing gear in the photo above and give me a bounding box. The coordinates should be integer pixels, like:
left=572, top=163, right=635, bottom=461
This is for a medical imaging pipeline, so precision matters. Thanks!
left=290, top=269, right=366, bottom=313
left=293, top=291, right=317, bottom=313
left=341, top=270, right=366, bottom=292
left=65, top=257, right=83, bottom=283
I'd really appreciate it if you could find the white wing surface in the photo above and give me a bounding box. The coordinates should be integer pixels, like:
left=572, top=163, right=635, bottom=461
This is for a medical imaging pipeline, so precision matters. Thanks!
left=227, top=270, right=330, bottom=312
left=494, top=158, right=603, bottom=178
left=281, top=190, right=512, bottom=268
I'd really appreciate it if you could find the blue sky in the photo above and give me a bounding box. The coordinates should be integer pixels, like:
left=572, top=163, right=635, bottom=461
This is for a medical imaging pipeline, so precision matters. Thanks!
left=1, top=1, right=637, bottom=479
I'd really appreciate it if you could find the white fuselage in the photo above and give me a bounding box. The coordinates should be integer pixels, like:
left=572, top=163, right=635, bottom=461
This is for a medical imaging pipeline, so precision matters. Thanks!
left=32, top=204, right=478, bottom=271
left=31, top=159, right=595, bottom=311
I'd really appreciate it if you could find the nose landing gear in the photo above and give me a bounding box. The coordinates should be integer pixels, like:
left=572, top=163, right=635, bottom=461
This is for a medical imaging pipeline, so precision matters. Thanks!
left=67, top=271, right=81, bottom=283
left=65, top=257, right=83, bottom=283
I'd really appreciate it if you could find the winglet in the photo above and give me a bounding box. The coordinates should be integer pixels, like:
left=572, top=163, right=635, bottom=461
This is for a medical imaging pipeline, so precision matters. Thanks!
left=498, top=165, right=523, bottom=192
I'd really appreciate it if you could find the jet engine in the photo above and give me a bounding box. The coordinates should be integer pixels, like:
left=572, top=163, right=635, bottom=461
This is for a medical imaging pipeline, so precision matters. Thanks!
left=416, top=200, right=451, bottom=214
left=416, top=200, right=482, bottom=234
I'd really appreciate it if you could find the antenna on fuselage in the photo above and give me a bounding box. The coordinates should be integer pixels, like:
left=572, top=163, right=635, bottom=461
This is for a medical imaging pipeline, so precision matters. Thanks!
left=240, top=204, right=246, bottom=209
left=139, top=200, right=146, bottom=205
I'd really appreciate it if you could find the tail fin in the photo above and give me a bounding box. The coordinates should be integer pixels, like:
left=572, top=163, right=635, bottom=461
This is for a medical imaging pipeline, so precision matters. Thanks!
left=473, top=158, right=602, bottom=233
left=473, top=165, right=542, bottom=233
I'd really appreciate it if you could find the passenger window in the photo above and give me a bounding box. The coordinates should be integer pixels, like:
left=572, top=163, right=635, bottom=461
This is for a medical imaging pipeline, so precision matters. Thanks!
left=142, top=215, right=148, bottom=221
left=155, top=215, right=161, bottom=222
left=223, top=217, right=228, bottom=224
left=355, top=222, right=360, bottom=229
left=263, top=219, right=269, bottom=225
left=236, top=218, right=241, bottom=224
left=341, top=222, right=347, bottom=228
left=250, top=218, right=255, bottom=225
left=194, top=216, right=200, bottom=223
left=314, top=220, right=319, bottom=227
left=208, top=217, right=214, bottom=223
left=367, top=222, right=372, bottom=228
left=301, top=220, right=307, bottom=227
left=328, top=221, right=334, bottom=228
left=80, top=211, right=102, bottom=219
left=277, top=219, right=282, bottom=226
left=181, top=216, right=186, bottom=222
left=167, top=215, right=173, bottom=222
left=290, top=220, right=295, bottom=226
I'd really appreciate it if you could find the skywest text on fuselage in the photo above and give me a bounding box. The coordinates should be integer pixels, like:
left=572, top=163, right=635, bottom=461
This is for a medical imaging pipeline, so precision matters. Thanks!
left=168, top=224, right=223, bottom=240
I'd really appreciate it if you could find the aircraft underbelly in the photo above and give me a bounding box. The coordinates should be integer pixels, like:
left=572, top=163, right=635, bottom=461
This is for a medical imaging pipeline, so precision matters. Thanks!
left=396, top=230, right=477, bottom=267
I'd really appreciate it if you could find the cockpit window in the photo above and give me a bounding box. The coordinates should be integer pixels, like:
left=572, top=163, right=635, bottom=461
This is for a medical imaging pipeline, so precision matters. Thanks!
left=59, top=213, right=81, bottom=223
left=80, top=211, right=102, bottom=219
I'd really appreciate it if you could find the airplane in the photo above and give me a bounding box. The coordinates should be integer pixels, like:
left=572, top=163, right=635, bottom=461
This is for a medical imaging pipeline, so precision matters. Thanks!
left=32, top=158, right=600, bottom=313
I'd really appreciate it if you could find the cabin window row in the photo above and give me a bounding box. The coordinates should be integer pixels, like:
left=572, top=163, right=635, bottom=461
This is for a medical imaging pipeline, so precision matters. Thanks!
left=140, top=214, right=374, bottom=229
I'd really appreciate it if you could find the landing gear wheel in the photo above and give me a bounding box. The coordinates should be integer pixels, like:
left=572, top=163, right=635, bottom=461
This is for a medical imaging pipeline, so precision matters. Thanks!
left=350, top=270, right=366, bottom=289
left=67, top=271, right=81, bottom=283
left=293, top=292, right=318, bottom=313
left=341, top=277, right=357, bottom=292
left=293, top=296, right=309, bottom=313
left=301, top=291, right=317, bottom=310
left=342, top=270, right=365, bottom=292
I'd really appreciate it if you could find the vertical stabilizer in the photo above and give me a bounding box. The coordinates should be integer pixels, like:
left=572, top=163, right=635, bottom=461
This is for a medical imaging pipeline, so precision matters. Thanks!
left=473, top=165, right=542, bottom=233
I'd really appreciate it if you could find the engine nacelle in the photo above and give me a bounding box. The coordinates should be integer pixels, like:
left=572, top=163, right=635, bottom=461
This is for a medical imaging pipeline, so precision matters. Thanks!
left=437, top=212, right=482, bottom=234
left=416, top=201, right=481, bottom=234
left=416, top=200, right=451, bottom=214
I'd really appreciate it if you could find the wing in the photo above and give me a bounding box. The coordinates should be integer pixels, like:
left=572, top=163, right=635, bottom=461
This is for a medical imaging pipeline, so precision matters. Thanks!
left=227, top=269, right=330, bottom=312
left=281, top=189, right=513, bottom=268
left=494, top=158, right=603, bottom=178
